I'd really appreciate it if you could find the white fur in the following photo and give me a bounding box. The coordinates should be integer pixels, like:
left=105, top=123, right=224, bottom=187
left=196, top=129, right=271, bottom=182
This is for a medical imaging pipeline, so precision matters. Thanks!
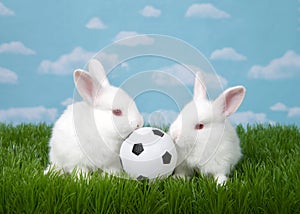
left=45, top=59, right=144, bottom=176
left=169, top=73, right=246, bottom=184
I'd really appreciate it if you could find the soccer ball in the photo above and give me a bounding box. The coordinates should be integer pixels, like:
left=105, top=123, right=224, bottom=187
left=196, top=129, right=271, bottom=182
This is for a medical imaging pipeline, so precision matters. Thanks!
left=119, top=127, right=177, bottom=180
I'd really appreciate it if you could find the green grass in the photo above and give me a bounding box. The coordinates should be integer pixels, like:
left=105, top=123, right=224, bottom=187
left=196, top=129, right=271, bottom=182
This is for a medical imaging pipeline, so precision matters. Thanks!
left=1, top=123, right=299, bottom=213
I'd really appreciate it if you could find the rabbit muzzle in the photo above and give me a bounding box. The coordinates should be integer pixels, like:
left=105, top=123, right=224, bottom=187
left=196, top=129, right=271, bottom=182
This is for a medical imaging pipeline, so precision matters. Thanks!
left=129, top=116, right=144, bottom=130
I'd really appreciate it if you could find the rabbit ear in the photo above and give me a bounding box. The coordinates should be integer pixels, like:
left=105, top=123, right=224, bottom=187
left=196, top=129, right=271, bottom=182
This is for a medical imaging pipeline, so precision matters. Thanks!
left=74, top=70, right=99, bottom=105
left=213, top=86, right=246, bottom=117
left=193, top=72, right=207, bottom=100
left=88, top=59, right=110, bottom=87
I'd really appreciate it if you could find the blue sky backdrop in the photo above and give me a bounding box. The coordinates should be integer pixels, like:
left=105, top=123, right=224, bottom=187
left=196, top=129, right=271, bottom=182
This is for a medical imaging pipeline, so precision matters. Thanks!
left=0, top=0, right=299, bottom=126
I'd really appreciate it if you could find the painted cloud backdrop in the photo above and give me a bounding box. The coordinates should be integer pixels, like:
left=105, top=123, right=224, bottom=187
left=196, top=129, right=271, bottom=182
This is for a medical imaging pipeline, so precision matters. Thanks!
left=0, top=0, right=299, bottom=127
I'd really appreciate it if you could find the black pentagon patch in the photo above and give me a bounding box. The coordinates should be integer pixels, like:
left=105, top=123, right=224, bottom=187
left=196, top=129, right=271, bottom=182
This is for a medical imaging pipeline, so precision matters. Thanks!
left=162, top=151, right=172, bottom=164
left=152, top=129, right=164, bottom=137
left=137, top=175, right=148, bottom=180
left=132, top=143, right=144, bottom=156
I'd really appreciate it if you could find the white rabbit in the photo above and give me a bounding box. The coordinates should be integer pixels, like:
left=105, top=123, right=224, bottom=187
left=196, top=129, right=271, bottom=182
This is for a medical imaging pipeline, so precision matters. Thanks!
left=45, top=59, right=144, bottom=176
left=169, top=73, right=246, bottom=184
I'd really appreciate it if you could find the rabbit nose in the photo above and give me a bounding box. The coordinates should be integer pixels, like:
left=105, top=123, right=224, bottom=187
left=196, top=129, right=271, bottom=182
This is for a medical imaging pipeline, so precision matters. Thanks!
left=130, top=116, right=144, bottom=130
left=130, top=121, right=140, bottom=130
left=134, top=125, right=140, bottom=130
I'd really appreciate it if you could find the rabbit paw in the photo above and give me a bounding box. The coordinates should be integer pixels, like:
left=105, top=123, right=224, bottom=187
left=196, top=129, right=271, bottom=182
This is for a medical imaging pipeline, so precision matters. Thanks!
left=215, top=174, right=227, bottom=185
left=173, top=173, right=190, bottom=180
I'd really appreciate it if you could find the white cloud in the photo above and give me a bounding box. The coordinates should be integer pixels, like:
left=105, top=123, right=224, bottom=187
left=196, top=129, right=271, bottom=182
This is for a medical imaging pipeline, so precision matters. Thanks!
left=61, top=98, right=73, bottom=106
left=270, top=102, right=288, bottom=111
left=270, top=102, right=300, bottom=118
left=0, top=41, right=35, bottom=55
left=113, top=31, right=154, bottom=46
left=38, top=47, right=95, bottom=75
left=204, top=72, right=228, bottom=90
left=139, top=5, right=161, bottom=17
left=38, top=47, right=120, bottom=75
left=152, top=64, right=227, bottom=89
left=142, top=110, right=178, bottom=127
left=0, top=106, right=57, bottom=124
left=121, top=62, right=129, bottom=69
left=288, top=107, right=300, bottom=117
left=94, top=52, right=120, bottom=71
left=230, top=111, right=270, bottom=125
left=185, top=3, right=230, bottom=19
left=248, top=50, right=300, bottom=79
left=114, top=31, right=138, bottom=41
left=210, top=47, right=247, bottom=61
left=152, top=64, right=195, bottom=86
left=0, top=67, right=18, bottom=84
left=85, top=17, right=107, bottom=30
left=0, top=2, right=15, bottom=16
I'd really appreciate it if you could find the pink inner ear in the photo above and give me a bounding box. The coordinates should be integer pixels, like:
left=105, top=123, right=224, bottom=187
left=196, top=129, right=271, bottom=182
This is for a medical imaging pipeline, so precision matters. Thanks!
left=75, top=71, right=98, bottom=105
left=84, top=77, right=95, bottom=98
left=224, top=87, right=245, bottom=116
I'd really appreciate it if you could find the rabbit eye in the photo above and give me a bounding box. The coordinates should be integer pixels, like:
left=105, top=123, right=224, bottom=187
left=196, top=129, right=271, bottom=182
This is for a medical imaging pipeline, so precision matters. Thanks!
left=112, top=109, right=122, bottom=116
left=195, top=123, right=204, bottom=130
